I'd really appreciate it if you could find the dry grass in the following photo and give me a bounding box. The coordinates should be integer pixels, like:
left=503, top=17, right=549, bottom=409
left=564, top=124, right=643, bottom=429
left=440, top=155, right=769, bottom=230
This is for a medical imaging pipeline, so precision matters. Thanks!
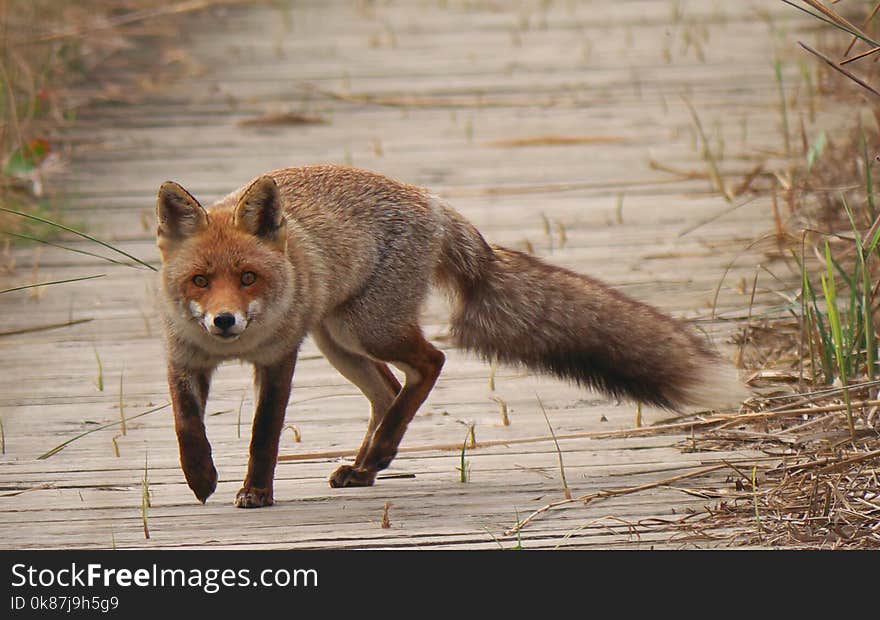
left=667, top=0, right=880, bottom=548
left=381, top=501, right=392, bottom=529
left=237, top=111, right=328, bottom=127
left=676, top=387, right=880, bottom=548
left=300, top=82, right=572, bottom=109
left=488, top=135, right=627, bottom=148
left=498, top=388, right=879, bottom=547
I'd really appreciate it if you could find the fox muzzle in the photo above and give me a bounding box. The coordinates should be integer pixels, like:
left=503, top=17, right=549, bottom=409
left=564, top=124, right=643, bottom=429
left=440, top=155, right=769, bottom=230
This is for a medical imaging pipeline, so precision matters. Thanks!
left=205, top=311, right=247, bottom=339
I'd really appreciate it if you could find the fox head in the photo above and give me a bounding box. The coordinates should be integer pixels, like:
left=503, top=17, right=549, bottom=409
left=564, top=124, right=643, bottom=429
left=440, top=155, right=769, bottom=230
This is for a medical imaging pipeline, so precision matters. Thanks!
left=156, top=176, right=294, bottom=348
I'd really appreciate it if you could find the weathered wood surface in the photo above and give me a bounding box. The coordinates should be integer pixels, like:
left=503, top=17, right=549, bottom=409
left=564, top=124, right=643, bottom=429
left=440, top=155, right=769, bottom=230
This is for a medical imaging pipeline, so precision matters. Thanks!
left=0, top=0, right=821, bottom=549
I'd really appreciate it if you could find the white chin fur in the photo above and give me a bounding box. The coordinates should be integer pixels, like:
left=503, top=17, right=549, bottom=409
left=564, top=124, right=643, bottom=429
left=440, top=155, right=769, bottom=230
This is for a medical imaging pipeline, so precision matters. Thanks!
left=207, top=331, right=242, bottom=341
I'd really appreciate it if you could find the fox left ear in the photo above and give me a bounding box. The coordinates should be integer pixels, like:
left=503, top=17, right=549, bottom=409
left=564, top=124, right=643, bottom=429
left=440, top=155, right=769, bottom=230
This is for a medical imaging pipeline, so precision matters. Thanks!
left=234, top=176, right=286, bottom=249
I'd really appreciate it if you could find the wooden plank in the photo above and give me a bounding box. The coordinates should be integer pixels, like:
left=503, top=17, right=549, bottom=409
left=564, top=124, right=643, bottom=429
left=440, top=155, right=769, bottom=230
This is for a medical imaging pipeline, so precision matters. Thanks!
left=0, top=0, right=808, bottom=549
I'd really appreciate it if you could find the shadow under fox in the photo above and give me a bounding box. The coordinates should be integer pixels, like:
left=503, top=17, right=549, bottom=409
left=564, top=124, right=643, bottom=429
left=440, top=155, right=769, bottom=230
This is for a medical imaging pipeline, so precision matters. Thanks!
left=155, top=165, right=742, bottom=507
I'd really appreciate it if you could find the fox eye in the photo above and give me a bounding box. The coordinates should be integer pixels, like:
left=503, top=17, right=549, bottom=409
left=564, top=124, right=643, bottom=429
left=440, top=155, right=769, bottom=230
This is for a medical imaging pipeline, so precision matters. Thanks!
left=192, top=275, right=208, bottom=288
left=241, top=271, right=257, bottom=286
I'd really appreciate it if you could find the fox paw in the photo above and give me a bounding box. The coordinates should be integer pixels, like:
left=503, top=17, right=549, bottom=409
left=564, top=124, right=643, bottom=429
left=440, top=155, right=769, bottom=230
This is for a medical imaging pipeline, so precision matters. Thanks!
left=329, top=465, right=376, bottom=488
left=184, top=462, right=218, bottom=504
left=234, top=486, right=274, bottom=508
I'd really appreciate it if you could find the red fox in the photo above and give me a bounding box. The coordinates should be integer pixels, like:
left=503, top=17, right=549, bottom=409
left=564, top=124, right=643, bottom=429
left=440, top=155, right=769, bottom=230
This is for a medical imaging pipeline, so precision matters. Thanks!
left=156, top=165, right=743, bottom=507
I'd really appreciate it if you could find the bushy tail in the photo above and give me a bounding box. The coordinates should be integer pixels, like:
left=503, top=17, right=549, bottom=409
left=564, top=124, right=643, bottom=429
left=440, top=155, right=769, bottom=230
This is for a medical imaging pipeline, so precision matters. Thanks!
left=434, top=202, right=744, bottom=411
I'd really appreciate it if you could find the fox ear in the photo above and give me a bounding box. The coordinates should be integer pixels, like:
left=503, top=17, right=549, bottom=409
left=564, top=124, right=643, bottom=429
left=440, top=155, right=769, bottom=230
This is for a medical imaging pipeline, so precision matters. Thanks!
left=234, top=176, right=286, bottom=248
left=156, top=181, right=207, bottom=240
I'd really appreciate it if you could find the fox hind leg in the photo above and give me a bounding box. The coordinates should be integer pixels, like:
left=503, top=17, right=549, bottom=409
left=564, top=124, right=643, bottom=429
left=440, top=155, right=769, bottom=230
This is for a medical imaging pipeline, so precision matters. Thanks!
left=327, top=325, right=444, bottom=488
left=312, top=325, right=401, bottom=467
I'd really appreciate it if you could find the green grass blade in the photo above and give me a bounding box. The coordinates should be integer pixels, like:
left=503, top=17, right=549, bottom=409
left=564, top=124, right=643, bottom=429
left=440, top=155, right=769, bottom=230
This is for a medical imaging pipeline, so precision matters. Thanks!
left=806, top=130, right=826, bottom=172
left=0, top=274, right=105, bottom=294
left=821, top=242, right=856, bottom=438
left=2, top=230, right=133, bottom=267
left=0, top=206, right=157, bottom=271
left=804, top=268, right=834, bottom=379
left=866, top=220, right=880, bottom=256
left=820, top=273, right=844, bottom=378
left=458, top=431, right=469, bottom=483
left=822, top=242, right=845, bottom=375
left=797, top=248, right=818, bottom=384
left=828, top=250, right=856, bottom=291
left=37, top=403, right=169, bottom=460
left=793, top=250, right=814, bottom=350
left=842, top=195, right=875, bottom=379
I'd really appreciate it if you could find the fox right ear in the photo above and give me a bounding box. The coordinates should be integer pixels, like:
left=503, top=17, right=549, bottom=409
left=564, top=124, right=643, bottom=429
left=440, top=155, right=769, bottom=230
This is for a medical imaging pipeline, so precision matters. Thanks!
left=233, top=176, right=286, bottom=249
left=156, top=181, right=208, bottom=241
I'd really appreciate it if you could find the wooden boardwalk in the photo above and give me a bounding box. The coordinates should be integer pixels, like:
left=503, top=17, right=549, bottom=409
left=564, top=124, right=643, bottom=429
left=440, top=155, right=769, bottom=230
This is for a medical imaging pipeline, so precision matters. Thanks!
left=1, top=1, right=818, bottom=549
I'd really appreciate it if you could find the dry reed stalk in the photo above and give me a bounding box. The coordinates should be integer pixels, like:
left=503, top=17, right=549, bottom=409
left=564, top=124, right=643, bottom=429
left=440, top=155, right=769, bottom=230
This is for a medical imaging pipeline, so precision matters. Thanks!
left=842, top=2, right=880, bottom=57
left=798, top=42, right=880, bottom=98
left=277, top=416, right=738, bottom=462
left=536, top=395, right=571, bottom=500
left=489, top=135, right=626, bottom=147
left=381, top=501, right=392, bottom=529
left=505, top=464, right=729, bottom=536
left=301, top=83, right=564, bottom=109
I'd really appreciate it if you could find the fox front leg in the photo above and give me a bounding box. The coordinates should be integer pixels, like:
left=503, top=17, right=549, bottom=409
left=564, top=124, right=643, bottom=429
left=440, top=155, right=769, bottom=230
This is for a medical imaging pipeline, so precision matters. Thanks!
left=234, top=353, right=298, bottom=508
left=169, top=365, right=217, bottom=503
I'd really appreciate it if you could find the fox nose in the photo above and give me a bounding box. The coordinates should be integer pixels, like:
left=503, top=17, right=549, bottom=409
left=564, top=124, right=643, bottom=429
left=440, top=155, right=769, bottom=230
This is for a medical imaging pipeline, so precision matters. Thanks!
left=213, top=313, right=236, bottom=331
